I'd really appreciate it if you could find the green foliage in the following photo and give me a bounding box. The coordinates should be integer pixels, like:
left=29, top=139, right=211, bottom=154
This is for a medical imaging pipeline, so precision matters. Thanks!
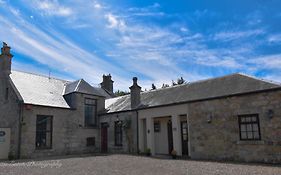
left=114, top=90, right=130, bottom=97
left=122, top=119, right=131, bottom=129
left=151, top=83, right=156, bottom=90
left=144, top=148, right=151, bottom=156
left=162, top=83, right=170, bottom=88
left=177, top=77, right=186, bottom=85
left=8, top=151, right=15, bottom=160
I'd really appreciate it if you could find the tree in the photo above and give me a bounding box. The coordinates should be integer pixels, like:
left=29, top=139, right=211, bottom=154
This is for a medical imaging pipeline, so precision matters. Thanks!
left=162, top=83, right=170, bottom=88
left=177, top=77, right=186, bottom=85
left=114, top=90, right=129, bottom=97
left=151, top=83, right=156, bottom=90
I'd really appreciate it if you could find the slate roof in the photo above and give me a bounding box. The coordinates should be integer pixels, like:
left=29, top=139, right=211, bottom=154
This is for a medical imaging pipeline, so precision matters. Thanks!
left=63, top=79, right=111, bottom=98
left=10, top=71, right=110, bottom=108
left=105, top=73, right=281, bottom=113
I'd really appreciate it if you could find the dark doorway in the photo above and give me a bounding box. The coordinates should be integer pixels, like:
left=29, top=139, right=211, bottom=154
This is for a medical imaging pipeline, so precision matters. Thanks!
left=181, top=121, right=188, bottom=156
left=101, top=123, right=108, bottom=153
left=167, top=120, right=173, bottom=154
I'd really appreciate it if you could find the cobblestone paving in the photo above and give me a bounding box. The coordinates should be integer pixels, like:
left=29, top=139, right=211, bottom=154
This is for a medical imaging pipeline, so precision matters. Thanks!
left=0, top=154, right=280, bottom=175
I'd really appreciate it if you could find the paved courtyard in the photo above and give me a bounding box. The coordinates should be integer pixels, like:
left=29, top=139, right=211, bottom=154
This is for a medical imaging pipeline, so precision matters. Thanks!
left=0, top=155, right=280, bottom=175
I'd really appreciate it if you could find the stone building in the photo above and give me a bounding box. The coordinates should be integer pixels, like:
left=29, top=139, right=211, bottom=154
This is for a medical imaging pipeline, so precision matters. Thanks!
left=105, top=74, right=281, bottom=163
left=0, top=43, right=113, bottom=159
left=0, top=43, right=281, bottom=163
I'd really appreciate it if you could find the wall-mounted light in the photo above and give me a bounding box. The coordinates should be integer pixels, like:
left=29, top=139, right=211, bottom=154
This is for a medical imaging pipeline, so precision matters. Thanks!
left=116, top=115, right=122, bottom=126
left=207, top=114, right=212, bottom=123
left=267, top=109, right=274, bottom=119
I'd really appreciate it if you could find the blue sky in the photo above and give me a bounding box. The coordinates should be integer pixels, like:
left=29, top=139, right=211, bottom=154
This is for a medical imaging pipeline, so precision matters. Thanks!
left=0, top=0, right=281, bottom=90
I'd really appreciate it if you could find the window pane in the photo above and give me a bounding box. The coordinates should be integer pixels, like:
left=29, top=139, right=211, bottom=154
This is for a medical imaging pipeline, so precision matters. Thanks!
left=46, top=132, right=52, bottom=147
left=36, top=116, right=52, bottom=149
left=246, top=117, right=251, bottom=122
left=241, top=132, right=247, bottom=139
left=247, top=124, right=252, bottom=131
left=247, top=132, right=253, bottom=139
left=254, top=132, right=260, bottom=139
left=252, top=124, right=259, bottom=131
left=115, top=122, right=122, bottom=146
left=154, top=122, right=160, bottom=132
left=251, top=117, right=257, bottom=122
left=241, top=124, right=246, bottom=132
left=85, top=105, right=96, bottom=126
left=241, top=117, right=246, bottom=122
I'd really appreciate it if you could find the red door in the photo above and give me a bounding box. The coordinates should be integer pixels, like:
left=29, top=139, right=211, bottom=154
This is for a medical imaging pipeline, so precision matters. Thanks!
left=101, top=123, right=108, bottom=153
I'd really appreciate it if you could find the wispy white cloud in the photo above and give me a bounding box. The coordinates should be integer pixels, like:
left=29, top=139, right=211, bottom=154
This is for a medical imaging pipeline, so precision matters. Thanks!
left=105, top=13, right=126, bottom=29
left=0, top=7, right=129, bottom=89
left=248, top=54, right=281, bottom=70
left=30, top=0, right=73, bottom=17
left=93, top=2, right=102, bottom=9
left=180, top=27, right=188, bottom=32
left=213, top=29, right=265, bottom=41
left=127, top=3, right=164, bottom=17
left=267, top=34, right=281, bottom=44
left=1, top=0, right=280, bottom=90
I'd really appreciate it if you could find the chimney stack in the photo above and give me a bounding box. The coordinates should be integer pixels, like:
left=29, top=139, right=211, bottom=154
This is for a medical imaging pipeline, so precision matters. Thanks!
left=129, top=77, right=141, bottom=109
left=100, top=74, right=114, bottom=95
left=0, top=42, right=13, bottom=76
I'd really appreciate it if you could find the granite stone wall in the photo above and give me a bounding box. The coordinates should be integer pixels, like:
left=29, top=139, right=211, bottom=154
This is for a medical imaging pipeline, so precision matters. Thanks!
left=0, top=76, right=21, bottom=159
left=20, top=93, right=104, bottom=159
left=99, top=111, right=138, bottom=154
left=188, top=90, right=281, bottom=163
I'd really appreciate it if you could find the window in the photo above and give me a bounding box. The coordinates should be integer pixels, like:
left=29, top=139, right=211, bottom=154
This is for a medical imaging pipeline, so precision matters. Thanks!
left=238, top=114, right=261, bottom=140
left=154, top=121, right=160, bottom=132
left=86, top=137, right=95, bottom=147
left=115, top=121, right=122, bottom=146
left=36, top=115, right=53, bottom=149
left=84, top=98, right=97, bottom=127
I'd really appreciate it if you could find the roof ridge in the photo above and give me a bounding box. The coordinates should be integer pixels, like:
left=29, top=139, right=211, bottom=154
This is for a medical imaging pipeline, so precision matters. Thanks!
left=12, top=70, right=70, bottom=82
left=106, top=73, right=242, bottom=100
left=235, top=73, right=281, bottom=86
left=75, top=79, right=83, bottom=92
left=140, top=73, right=243, bottom=95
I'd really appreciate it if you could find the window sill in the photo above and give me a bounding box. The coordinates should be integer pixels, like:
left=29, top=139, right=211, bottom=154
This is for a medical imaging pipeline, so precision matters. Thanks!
left=236, top=140, right=264, bottom=145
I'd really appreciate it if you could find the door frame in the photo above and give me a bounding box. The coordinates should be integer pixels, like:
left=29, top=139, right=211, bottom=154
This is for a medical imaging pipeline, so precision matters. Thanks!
left=181, top=121, right=189, bottom=156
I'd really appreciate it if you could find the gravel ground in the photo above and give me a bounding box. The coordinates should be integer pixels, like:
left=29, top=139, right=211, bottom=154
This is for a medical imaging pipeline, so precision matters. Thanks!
left=0, top=154, right=280, bottom=175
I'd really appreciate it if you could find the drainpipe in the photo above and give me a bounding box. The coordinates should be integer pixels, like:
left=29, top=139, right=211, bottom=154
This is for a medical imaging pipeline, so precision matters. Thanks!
left=136, top=110, right=139, bottom=154
left=17, top=101, right=23, bottom=159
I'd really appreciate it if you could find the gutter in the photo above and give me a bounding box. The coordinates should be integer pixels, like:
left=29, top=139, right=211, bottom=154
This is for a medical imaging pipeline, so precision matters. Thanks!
left=136, top=110, right=139, bottom=154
